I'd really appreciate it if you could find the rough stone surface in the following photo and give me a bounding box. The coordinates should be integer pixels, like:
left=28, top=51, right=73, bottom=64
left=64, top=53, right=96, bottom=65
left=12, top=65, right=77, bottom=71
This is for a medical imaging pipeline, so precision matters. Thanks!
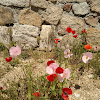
left=0, top=7, right=14, bottom=25
left=0, top=0, right=29, bottom=7
left=12, top=24, right=39, bottom=50
left=85, top=16, right=98, bottom=26
left=39, top=25, right=55, bottom=51
left=0, top=26, right=10, bottom=49
left=44, top=5, right=63, bottom=25
left=57, top=13, right=85, bottom=35
left=87, top=0, right=100, bottom=14
left=59, top=34, right=82, bottom=49
left=86, top=28, right=100, bottom=48
left=31, top=0, right=48, bottom=9
left=58, top=0, right=86, bottom=3
left=19, top=8, right=42, bottom=27
left=63, top=4, right=72, bottom=12
left=72, top=2, right=90, bottom=15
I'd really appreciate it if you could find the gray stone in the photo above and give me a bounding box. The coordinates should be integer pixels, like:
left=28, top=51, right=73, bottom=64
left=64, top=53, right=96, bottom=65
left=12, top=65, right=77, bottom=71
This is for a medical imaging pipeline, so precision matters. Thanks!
left=57, top=13, right=85, bottom=35
left=87, top=0, right=100, bottom=14
left=31, top=0, right=48, bottom=9
left=0, top=0, right=29, bottom=7
left=12, top=24, right=39, bottom=50
left=19, top=8, right=42, bottom=27
left=0, top=26, right=10, bottom=49
left=72, top=2, right=90, bottom=15
left=0, top=7, right=14, bottom=25
left=39, top=25, right=55, bottom=51
left=85, top=16, right=98, bottom=26
left=44, top=5, right=63, bottom=25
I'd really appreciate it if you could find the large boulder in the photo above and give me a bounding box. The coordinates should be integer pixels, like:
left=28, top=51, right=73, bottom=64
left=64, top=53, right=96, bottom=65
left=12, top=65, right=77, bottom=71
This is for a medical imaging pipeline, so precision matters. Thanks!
left=72, top=2, right=90, bottom=15
left=12, top=24, right=39, bottom=50
left=87, top=0, right=100, bottom=14
left=57, top=13, right=85, bottom=35
left=86, top=28, right=100, bottom=49
left=0, top=0, right=29, bottom=7
left=0, top=7, right=14, bottom=25
left=44, top=5, right=63, bottom=25
left=19, top=8, right=42, bottom=27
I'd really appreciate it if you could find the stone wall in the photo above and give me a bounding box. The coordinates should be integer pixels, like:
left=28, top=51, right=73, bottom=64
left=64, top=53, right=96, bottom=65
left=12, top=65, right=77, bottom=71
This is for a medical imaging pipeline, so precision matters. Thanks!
left=0, top=0, right=100, bottom=51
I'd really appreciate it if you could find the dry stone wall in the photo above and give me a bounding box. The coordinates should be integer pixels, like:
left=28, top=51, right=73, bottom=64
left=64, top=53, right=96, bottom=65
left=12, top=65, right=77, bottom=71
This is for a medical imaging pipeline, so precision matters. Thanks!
left=0, top=0, right=100, bottom=50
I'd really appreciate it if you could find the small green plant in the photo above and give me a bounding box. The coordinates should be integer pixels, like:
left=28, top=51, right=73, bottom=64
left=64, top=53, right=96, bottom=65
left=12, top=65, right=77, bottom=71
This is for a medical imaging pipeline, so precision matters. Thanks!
left=19, top=51, right=30, bottom=60
left=0, top=42, right=6, bottom=51
left=9, top=58, right=20, bottom=67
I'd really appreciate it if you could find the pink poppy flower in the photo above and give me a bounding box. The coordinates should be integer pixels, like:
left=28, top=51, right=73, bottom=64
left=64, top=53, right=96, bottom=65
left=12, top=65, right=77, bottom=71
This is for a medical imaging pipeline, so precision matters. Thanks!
left=57, top=68, right=70, bottom=82
left=82, top=52, right=93, bottom=63
left=46, top=63, right=59, bottom=74
left=64, top=49, right=73, bottom=58
left=9, top=46, right=21, bottom=58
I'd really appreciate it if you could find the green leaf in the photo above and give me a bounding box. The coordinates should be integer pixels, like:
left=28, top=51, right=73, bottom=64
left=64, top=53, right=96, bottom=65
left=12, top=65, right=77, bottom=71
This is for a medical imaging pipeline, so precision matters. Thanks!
left=59, top=89, right=62, bottom=95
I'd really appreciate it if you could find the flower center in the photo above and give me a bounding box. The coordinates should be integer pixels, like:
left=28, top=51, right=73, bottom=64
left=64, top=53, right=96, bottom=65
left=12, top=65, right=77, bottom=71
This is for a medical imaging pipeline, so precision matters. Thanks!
left=86, top=56, right=88, bottom=59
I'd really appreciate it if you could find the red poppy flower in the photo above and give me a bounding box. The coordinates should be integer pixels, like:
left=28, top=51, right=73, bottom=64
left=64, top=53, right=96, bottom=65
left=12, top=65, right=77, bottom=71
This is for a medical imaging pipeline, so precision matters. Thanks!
left=72, top=30, right=75, bottom=34
left=55, top=67, right=64, bottom=74
left=55, top=38, right=60, bottom=44
left=82, top=29, right=86, bottom=33
left=47, top=74, right=57, bottom=82
left=33, top=92, right=40, bottom=97
left=84, top=44, right=92, bottom=49
left=5, top=57, right=12, bottom=62
left=73, top=35, right=77, bottom=38
left=47, top=60, right=55, bottom=66
left=66, top=27, right=72, bottom=33
left=61, top=88, right=72, bottom=100
left=0, top=87, right=3, bottom=90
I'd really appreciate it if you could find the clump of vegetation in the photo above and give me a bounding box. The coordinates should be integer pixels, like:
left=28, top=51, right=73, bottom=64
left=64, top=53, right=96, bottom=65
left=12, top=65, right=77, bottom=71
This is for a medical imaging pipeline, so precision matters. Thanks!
left=0, top=42, right=6, bottom=51
left=9, top=58, right=20, bottom=67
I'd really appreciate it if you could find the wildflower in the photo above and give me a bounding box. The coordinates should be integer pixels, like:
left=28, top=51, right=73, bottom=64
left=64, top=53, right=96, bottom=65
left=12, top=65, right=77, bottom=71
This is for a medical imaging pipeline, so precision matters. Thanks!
left=57, top=68, right=70, bottom=82
left=55, top=67, right=64, bottom=74
left=84, top=44, right=92, bottom=49
left=82, top=52, right=93, bottom=63
left=73, top=35, right=77, bottom=38
left=47, top=60, right=55, bottom=66
left=72, top=30, right=75, bottom=34
left=64, top=49, right=73, bottom=58
left=46, top=63, right=59, bottom=74
left=33, top=92, right=40, bottom=97
left=61, top=88, right=72, bottom=100
left=82, top=29, right=86, bottom=33
left=55, top=38, right=60, bottom=44
left=66, top=44, right=70, bottom=49
left=66, top=27, right=72, bottom=33
left=47, top=74, right=57, bottom=82
left=5, top=57, right=12, bottom=62
left=93, top=46, right=98, bottom=51
left=9, top=46, right=21, bottom=58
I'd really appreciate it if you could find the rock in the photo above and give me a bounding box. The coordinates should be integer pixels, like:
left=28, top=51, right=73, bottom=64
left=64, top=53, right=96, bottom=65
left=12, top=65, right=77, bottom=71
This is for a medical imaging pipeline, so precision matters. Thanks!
left=86, top=28, right=100, bottom=49
left=0, top=7, right=14, bottom=25
left=57, top=13, right=85, bottom=35
left=72, top=2, right=90, bottom=15
left=58, top=0, right=86, bottom=3
left=88, top=74, right=94, bottom=79
left=87, top=0, right=100, bottom=14
left=19, top=8, right=42, bottom=27
left=48, top=0, right=57, bottom=3
left=0, top=0, right=29, bottom=7
left=63, top=4, right=72, bottom=12
left=12, top=24, right=39, bottom=50
left=44, top=5, right=63, bottom=25
left=31, top=0, right=48, bottom=9
left=85, top=16, right=98, bottom=26
left=59, top=34, right=82, bottom=49
left=0, top=26, right=10, bottom=49
left=39, top=25, right=55, bottom=51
